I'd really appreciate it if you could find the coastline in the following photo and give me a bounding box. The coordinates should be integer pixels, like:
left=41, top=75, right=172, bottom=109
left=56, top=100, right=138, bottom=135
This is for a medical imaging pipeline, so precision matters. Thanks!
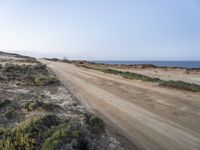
left=92, top=60, right=200, bottom=69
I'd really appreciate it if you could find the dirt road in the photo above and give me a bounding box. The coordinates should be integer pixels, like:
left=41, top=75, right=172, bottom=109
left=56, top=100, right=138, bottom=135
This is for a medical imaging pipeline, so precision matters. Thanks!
left=42, top=60, right=200, bottom=150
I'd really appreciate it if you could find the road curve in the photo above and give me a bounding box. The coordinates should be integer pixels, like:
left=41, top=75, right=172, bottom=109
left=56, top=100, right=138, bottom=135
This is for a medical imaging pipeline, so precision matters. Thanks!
left=41, top=60, right=200, bottom=150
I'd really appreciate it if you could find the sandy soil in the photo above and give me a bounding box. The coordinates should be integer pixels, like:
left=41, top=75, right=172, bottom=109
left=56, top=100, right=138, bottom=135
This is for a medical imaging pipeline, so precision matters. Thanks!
left=42, top=60, right=200, bottom=150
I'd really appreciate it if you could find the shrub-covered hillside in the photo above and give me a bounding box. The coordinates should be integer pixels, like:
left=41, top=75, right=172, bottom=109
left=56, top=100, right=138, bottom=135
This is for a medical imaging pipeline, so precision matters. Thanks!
left=0, top=54, right=122, bottom=150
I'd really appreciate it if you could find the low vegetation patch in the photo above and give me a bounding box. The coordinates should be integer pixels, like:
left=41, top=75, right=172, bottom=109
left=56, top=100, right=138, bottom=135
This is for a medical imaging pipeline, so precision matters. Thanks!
left=24, top=76, right=60, bottom=86
left=25, top=100, right=43, bottom=111
left=0, top=63, right=60, bottom=87
left=121, top=71, right=161, bottom=82
left=42, top=124, right=83, bottom=150
left=159, top=80, right=200, bottom=92
left=44, top=58, right=70, bottom=63
left=21, top=115, right=60, bottom=135
left=79, top=65, right=200, bottom=92
left=0, top=63, right=48, bottom=81
left=106, top=69, right=200, bottom=92
left=42, top=123, right=92, bottom=150
left=87, top=116, right=105, bottom=134
left=0, top=52, right=117, bottom=150
left=4, top=109, right=16, bottom=119
left=24, top=100, right=61, bottom=112
left=103, top=69, right=122, bottom=75
left=0, top=114, right=105, bottom=150
left=0, top=99, right=10, bottom=109
left=0, top=115, right=60, bottom=149
left=34, top=76, right=60, bottom=86
left=103, top=69, right=161, bottom=82
left=42, top=124, right=70, bottom=150
left=0, top=127, right=37, bottom=150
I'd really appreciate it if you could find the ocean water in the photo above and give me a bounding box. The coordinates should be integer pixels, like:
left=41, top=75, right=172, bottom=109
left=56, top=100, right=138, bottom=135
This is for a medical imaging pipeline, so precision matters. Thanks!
left=94, top=61, right=200, bottom=68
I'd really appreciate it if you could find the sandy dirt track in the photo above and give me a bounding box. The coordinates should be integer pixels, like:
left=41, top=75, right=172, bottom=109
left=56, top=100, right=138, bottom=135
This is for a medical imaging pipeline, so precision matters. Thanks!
left=41, top=60, right=200, bottom=150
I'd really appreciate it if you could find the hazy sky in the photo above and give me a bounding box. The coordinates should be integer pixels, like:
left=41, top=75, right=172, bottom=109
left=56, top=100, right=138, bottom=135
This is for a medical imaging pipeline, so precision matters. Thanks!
left=0, top=0, right=200, bottom=60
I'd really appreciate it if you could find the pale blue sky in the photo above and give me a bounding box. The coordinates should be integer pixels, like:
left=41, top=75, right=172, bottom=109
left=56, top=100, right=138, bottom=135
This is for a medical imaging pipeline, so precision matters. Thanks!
left=0, top=0, right=200, bottom=60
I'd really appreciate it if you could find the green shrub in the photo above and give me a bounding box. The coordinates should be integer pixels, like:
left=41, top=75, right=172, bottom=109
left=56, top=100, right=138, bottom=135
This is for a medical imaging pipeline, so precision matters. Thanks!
left=24, top=100, right=42, bottom=112
left=0, top=115, right=61, bottom=150
left=159, top=80, right=200, bottom=92
left=0, top=99, right=10, bottom=109
left=42, top=123, right=85, bottom=150
left=0, top=114, right=104, bottom=149
left=42, top=124, right=69, bottom=150
left=21, top=115, right=60, bottom=135
left=0, top=127, right=36, bottom=150
left=72, top=130, right=81, bottom=138
left=88, top=116, right=105, bottom=134
left=4, top=109, right=16, bottom=119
